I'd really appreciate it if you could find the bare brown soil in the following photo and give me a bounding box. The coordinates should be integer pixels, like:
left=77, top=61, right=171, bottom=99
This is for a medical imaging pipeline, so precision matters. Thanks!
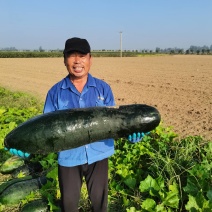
left=0, top=55, right=211, bottom=140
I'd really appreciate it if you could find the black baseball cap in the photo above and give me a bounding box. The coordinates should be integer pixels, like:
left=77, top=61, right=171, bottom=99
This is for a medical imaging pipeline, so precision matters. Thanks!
left=63, top=37, right=91, bottom=54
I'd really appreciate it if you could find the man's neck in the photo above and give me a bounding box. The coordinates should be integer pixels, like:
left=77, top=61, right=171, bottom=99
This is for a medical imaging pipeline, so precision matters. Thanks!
left=70, top=75, right=88, bottom=93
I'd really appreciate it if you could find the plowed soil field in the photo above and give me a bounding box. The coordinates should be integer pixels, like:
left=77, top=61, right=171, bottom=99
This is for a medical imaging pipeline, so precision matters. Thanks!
left=0, top=55, right=211, bottom=140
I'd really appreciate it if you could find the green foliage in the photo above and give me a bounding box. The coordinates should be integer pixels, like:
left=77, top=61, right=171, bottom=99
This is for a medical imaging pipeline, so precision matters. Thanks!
left=20, top=190, right=41, bottom=206
left=0, top=51, right=63, bottom=58
left=139, top=175, right=179, bottom=209
left=109, top=126, right=212, bottom=211
left=0, top=86, right=43, bottom=109
left=0, top=50, right=158, bottom=58
left=0, top=87, right=42, bottom=153
left=91, top=51, right=141, bottom=57
left=27, top=153, right=60, bottom=210
left=0, top=87, right=212, bottom=211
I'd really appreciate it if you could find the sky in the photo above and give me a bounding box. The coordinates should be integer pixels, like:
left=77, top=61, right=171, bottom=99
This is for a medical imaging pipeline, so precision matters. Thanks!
left=0, top=0, right=212, bottom=51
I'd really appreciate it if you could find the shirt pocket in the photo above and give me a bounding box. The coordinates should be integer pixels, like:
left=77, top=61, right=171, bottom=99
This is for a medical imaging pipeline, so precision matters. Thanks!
left=58, top=99, right=69, bottom=109
left=96, top=97, right=106, bottom=106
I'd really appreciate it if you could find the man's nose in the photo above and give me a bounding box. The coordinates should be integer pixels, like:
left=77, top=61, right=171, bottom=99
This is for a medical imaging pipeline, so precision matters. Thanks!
left=73, top=55, right=81, bottom=63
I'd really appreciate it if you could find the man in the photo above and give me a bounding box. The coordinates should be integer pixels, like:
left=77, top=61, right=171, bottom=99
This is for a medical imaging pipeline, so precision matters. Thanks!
left=43, top=37, right=115, bottom=212
left=6, top=37, right=146, bottom=211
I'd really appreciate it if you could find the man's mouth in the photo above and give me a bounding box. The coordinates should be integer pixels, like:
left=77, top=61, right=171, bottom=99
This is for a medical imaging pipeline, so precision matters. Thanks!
left=73, top=67, right=83, bottom=73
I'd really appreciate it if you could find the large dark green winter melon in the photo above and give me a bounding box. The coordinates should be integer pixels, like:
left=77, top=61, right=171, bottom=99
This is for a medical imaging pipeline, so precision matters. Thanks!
left=4, top=104, right=161, bottom=154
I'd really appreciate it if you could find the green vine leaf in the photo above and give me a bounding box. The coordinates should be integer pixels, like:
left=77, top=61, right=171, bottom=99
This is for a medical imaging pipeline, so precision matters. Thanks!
left=124, top=177, right=136, bottom=189
left=141, top=198, right=156, bottom=211
left=139, top=175, right=162, bottom=196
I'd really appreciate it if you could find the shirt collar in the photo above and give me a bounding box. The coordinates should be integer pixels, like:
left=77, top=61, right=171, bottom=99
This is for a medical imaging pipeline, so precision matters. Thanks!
left=61, top=73, right=96, bottom=89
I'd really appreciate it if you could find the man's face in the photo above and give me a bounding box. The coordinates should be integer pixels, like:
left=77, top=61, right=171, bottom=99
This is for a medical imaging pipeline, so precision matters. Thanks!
left=64, top=52, right=92, bottom=80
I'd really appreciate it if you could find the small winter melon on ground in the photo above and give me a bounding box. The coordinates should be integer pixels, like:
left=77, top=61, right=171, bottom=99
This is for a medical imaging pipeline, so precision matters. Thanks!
left=0, top=155, right=24, bottom=174
left=21, top=199, right=49, bottom=212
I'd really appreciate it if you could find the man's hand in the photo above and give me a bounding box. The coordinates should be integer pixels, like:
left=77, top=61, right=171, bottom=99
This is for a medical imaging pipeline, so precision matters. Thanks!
left=128, top=132, right=150, bottom=143
left=4, top=147, right=30, bottom=159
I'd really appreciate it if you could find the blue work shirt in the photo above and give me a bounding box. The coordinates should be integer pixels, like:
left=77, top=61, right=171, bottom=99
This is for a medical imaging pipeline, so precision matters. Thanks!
left=43, top=73, right=115, bottom=167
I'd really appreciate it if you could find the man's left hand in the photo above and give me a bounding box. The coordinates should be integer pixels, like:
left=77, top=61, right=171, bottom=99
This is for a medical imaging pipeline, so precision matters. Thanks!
left=128, top=132, right=150, bottom=143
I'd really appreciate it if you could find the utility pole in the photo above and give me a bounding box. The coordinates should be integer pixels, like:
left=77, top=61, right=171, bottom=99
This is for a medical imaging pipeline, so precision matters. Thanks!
left=120, top=31, right=122, bottom=57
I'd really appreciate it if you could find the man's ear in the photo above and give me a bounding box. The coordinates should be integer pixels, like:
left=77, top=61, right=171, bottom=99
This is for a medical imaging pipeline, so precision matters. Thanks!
left=64, top=58, right=67, bottom=66
left=90, top=55, right=93, bottom=66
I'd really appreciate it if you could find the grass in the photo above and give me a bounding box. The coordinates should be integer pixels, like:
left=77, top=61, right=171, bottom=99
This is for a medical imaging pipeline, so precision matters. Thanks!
left=0, top=86, right=43, bottom=110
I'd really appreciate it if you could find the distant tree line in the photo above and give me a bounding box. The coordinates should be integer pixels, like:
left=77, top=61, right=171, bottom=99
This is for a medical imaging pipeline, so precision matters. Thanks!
left=0, top=47, right=18, bottom=51
left=0, top=44, right=211, bottom=57
left=0, top=46, right=63, bottom=53
left=0, top=51, right=140, bottom=58
left=155, top=45, right=212, bottom=54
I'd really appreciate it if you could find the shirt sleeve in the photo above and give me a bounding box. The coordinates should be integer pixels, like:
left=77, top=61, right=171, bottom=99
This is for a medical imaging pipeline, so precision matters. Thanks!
left=43, top=91, right=56, bottom=113
left=104, top=85, right=115, bottom=107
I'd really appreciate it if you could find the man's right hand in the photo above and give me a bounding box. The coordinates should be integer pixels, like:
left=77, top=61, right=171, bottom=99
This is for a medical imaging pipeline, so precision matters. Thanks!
left=4, top=147, right=30, bottom=158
